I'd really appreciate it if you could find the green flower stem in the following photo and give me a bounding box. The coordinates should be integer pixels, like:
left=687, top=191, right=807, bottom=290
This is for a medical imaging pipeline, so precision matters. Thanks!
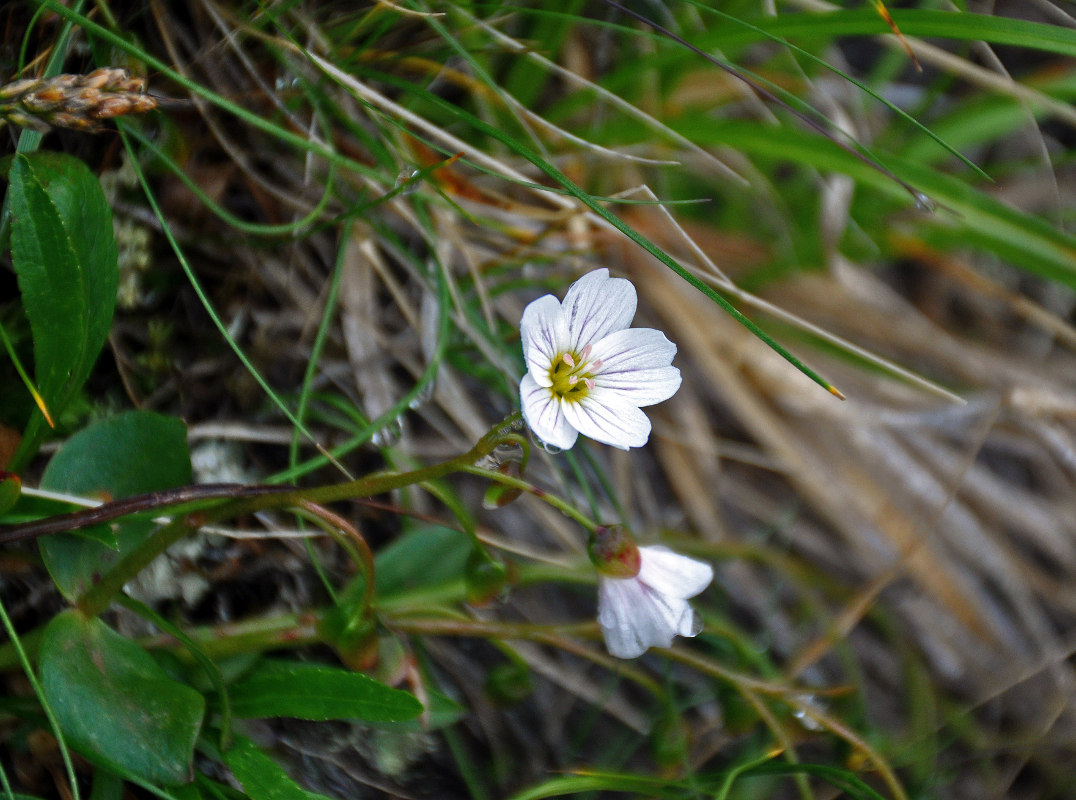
left=381, top=615, right=665, bottom=696
left=75, top=515, right=197, bottom=618
left=138, top=610, right=322, bottom=662
left=294, top=500, right=376, bottom=616
left=124, top=560, right=588, bottom=663
left=73, top=413, right=522, bottom=618
left=461, top=464, right=598, bottom=532
left=131, top=605, right=662, bottom=698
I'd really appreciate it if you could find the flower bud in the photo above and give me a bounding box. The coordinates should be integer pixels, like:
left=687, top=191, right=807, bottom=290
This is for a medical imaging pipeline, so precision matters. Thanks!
left=587, top=525, right=641, bottom=578
left=481, top=460, right=524, bottom=509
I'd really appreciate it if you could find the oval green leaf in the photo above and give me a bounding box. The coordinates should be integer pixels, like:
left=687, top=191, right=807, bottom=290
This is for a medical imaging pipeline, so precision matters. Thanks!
left=228, top=659, right=422, bottom=723
left=39, top=410, right=191, bottom=600
left=38, top=610, right=205, bottom=785
left=8, top=152, right=118, bottom=468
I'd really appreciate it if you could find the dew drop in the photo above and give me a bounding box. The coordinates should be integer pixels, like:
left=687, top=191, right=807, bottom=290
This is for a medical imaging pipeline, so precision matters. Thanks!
left=688, top=611, right=703, bottom=638
left=372, top=417, right=403, bottom=448
left=394, top=167, right=421, bottom=195
left=407, top=378, right=436, bottom=410
left=538, top=440, right=562, bottom=455
left=913, top=191, right=936, bottom=214
left=792, top=695, right=824, bottom=731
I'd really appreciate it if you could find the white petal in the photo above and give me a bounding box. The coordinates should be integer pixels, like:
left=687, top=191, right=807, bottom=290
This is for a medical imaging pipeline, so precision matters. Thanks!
left=520, top=294, right=568, bottom=382
left=561, top=269, right=637, bottom=348
left=633, top=587, right=694, bottom=647
left=589, top=329, right=681, bottom=406
left=597, top=578, right=650, bottom=658
left=637, top=546, right=714, bottom=599
left=520, top=374, right=579, bottom=450
left=590, top=328, right=677, bottom=371
left=561, top=395, right=651, bottom=450
left=599, top=575, right=692, bottom=656
left=593, top=366, right=681, bottom=407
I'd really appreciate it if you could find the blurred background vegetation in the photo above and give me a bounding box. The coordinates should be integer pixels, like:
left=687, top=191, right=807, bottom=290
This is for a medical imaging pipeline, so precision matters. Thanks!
left=3, top=1, right=1076, bottom=798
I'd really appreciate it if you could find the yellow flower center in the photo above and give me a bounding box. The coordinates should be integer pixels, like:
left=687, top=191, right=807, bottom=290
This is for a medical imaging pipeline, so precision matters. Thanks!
left=548, top=348, right=598, bottom=403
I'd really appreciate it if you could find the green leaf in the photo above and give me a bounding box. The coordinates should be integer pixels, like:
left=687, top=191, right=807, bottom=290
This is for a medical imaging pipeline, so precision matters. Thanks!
left=374, top=524, right=472, bottom=597
left=38, top=610, right=205, bottom=785
left=38, top=411, right=191, bottom=600
left=8, top=152, right=118, bottom=467
left=228, top=659, right=423, bottom=723
left=223, top=736, right=334, bottom=800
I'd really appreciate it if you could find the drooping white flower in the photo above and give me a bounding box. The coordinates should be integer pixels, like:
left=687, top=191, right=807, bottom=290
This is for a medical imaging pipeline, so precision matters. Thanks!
left=518, top=268, right=681, bottom=451
left=593, top=536, right=714, bottom=660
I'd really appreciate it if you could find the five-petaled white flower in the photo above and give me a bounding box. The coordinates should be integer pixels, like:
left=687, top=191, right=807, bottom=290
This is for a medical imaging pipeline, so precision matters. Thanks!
left=519, top=268, right=681, bottom=451
left=595, top=542, right=714, bottom=660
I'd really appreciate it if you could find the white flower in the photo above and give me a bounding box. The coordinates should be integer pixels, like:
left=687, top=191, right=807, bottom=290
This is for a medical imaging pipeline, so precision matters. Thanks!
left=518, top=268, right=681, bottom=451
left=597, top=545, right=714, bottom=659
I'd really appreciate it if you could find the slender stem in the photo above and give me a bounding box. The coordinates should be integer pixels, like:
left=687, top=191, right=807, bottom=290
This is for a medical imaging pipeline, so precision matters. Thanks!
left=76, top=515, right=196, bottom=617
left=461, top=464, right=598, bottom=532
left=295, top=500, right=376, bottom=614
left=0, top=484, right=283, bottom=543
left=71, top=413, right=521, bottom=617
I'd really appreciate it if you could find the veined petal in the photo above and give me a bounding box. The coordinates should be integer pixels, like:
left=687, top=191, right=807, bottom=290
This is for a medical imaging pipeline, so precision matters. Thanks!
left=593, top=366, right=681, bottom=407
left=634, top=585, right=693, bottom=646
left=637, top=546, right=714, bottom=599
left=599, top=576, right=691, bottom=656
left=519, top=375, right=578, bottom=450
left=561, top=268, right=637, bottom=348
left=520, top=294, right=568, bottom=381
left=597, top=578, right=650, bottom=658
left=590, top=328, right=677, bottom=371
left=562, top=395, right=651, bottom=450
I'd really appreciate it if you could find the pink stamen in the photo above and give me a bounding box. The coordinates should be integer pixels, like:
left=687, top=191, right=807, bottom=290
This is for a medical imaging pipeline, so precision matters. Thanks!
left=568, top=375, right=578, bottom=385
left=584, top=378, right=594, bottom=390
left=591, top=359, right=603, bottom=370
left=562, top=353, right=576, bottom=368
left=580, top=344, right=592, bottom=360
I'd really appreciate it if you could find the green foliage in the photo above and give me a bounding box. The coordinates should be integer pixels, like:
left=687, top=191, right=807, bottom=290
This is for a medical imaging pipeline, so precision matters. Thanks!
left=38, top=410, right=191, bottom=600
left=374, top=524, right=473, bottom=597
left=223, top=737, right=335, bottom=800
left=6, top=151, right=118, bottom=469
left=227, top=659, right=423, bottom=723
left=38, top=610, right=205, bottom=785
left=3, top=2, right=1075, bottom=799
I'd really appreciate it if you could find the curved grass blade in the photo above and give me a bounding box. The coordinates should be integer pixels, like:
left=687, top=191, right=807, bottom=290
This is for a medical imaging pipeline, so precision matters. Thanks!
left=704, top=8, right=1076, bottom=60
left=312, top=57, right=844, bottom=398
left=0, top=598, right=81, bottom=800
left=676, top=119, right=1076, bottom=289
left=118, top=131, right=348, bottom=473
left=0, top=320, right=53, bottom=427
left=600, top=0, right=929, bottom=206
left=871, top=0, right=921, bottom=70
left=691, top=4, right=989, bottom=181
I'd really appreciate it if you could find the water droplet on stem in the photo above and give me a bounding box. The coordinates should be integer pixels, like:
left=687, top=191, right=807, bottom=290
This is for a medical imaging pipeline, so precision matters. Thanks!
left=372, top=417, right=403, bottom=448
left=913, top=192, right=936, bottom=214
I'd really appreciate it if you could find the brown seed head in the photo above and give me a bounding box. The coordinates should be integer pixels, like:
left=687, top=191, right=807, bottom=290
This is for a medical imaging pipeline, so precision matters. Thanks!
left=0, top=67, right=157, bottom=132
